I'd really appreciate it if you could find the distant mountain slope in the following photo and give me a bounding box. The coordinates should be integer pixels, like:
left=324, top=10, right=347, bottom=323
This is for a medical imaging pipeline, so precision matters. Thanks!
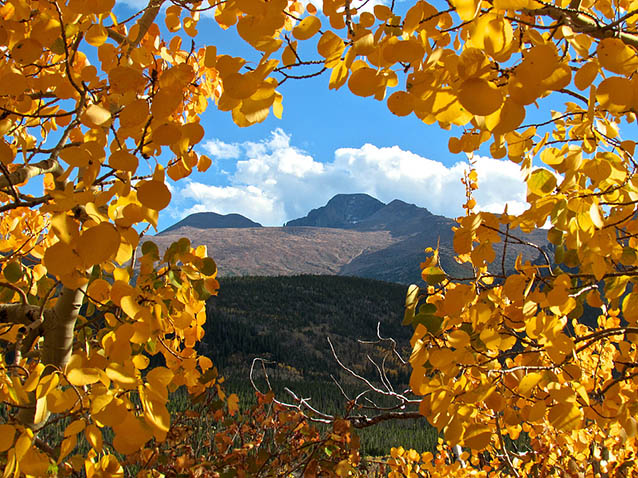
left=153, top=193, right=549, bottom=284
left=159, top=212, right=261, bottom=234
left=284, top=193, right=384, bottom=227
left=151, top=226, right=398, bottom=277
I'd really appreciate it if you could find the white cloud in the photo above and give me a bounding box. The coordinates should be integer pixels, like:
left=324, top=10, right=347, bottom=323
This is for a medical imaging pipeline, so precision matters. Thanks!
left=202, top=139, right=242, bottom=160
left=177, top=129, right=528, bottom=226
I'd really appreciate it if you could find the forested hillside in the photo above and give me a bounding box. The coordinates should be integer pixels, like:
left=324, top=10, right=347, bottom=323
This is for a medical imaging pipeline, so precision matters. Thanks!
left=201, top=275, right=436, bottom=455
left=202, top=275, right=412, bottom=382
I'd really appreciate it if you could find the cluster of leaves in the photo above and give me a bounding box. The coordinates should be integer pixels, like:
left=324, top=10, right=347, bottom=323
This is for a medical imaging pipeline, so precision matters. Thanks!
left=150, top=390, right=362, bottom=478
left=3, top=0, right=638, bottom=474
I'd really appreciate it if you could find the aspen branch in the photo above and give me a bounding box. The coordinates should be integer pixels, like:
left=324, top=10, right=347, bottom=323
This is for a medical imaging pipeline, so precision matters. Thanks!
left=0, top=159, right=63, bottom=190
left=524, top=4, right=638, bottom=47
left=129, top=0, right=167, bottom=49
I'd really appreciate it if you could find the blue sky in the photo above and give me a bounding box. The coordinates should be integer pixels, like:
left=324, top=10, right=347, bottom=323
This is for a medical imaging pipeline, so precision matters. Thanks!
left=118, top=1, right=530, bottom=229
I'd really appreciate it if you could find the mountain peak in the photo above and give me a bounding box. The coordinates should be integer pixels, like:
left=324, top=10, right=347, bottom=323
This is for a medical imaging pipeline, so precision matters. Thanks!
left=159, top=212, right=262, bottom=234
left=285, top=193, right=385, bottom=228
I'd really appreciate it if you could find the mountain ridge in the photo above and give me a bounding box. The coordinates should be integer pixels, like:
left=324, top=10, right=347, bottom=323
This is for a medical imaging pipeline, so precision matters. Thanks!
left=150, top=193, right=548, bottom=284
left=284, top=193, right=385, bottom=228
left=159, top=211, right=261, bottom=234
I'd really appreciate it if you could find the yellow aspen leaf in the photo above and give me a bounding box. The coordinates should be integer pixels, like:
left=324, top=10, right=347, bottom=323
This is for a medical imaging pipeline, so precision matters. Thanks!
left=485, top=98, right=525, bottom=135
left=105, top=362, right=137, bottom=387
left=33, top=397, right=48, bottom=425
left=479, top=329, right=501, bottom=350
left=444, top=415, right=464, bottom=444
left=348, top=67, right=380, bottom=97
left=518, top=372, right=542, bottom=396
left=64, top=419, right=86, bottom=437
left=60, top=145, right=92, bottom=168
left=147, top=367, right=174, bottom=391
left=109, top=66, right=146, bottom=93
left=429, top=348, right=454, bottom=369
left=50, top=213, right=80, bottom=244
left=12, top=38, right=42, bottom=65
left=451, top=0, right=479, bottom=21
left=67, top=368, right=101, bottom=386
left=165, top=11, right=181, bottom=32
left=478, top=16, right=514, bottom=57
left=204, top=45, right=217, bottom=67
left=142, top=396, right=171, bottom=437
left=317, top=31, right=344, bottom=59
left=272, top=93, right=283, bottom=120
left=57, top=435, right=76, bottom=464
left=85, top=424, right=103, bottom=452
left=150, top=87, right=182, bottom=119
left=582, top=158, right=612, bottom=182
left=622, top=292, right=638, bottom=323
left=182, top=122, right=205, bottom=146
left=527, top=400, right=546, bottom=422
left=387, top=91, right=415, bottom=117
left=458, top=78, right=503, bottom=116
left=292, top=16, right=321, bottom=40
left=541, top=63, right=572, bottom=91
left=197, top=155, right=212, bottom=173
left=119, top=99, right=149, bottom=127
left=548, top=402, right=582, bottom=431
left=183, top=17, right=198, bottom=37
left=449, top=137, right=462, bottom=154
left=374, top=4, right=392, bottom=20
left=20, top=447, right=50, bottom=476
left=82, top=104, right=112, bottom=128
left=282, top=44, right=297, bottom=67
left=431, top=90, right=472, bottom=125
left=589, top=203, right=604, bottom=229
left=115, top=241, right=133, bottom=265
left=77, top=222, right=120, bottom=267
left=133, top=354, right=150, bottom=370
left=45, top=387, right=76, bottom=414
left=112, top=413, right=153, bottom=455
left=527, top=168, right=557, bottom=196
left=462, top=425, right=491, bottom=450
left=43, top=242, right=82, bottom=277
left=136, top=180, right=171, bottom=211
left=223, top=72, right=260, bottom=99
left=87, top=280, right=111, bottom=305
left=597, top=38, right=638, bottom=76
left=595, top=77, right=633, bottom=112
left=574, top=61, right=599, bottom=90
left=518, top=44, right=559, bottom=83
left=151, top=122, right=182, bottom=146
left=448, top=329, right=470, bottom=348
left=0, top=425, right=16, bottom=452
left=329, top=60, right=349, bottom=90
left=14, top=431, right=31, bottom=461
left=389, top=40, right=425, bottom=63
left=621, top=139, right=636, bottom=156
left=86, top=24, right=108, bottom=47
left=0, top=140, right=15, bottom=165
left=121, top=295, right=143, bottom=320
left=109, top=149, right=138, bottom=172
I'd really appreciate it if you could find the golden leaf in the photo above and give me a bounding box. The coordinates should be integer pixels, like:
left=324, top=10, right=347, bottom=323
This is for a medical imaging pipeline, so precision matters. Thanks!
left=0, top=425, right=16, bottom=452
left=85, top=24, right=108, bottom=47
left=136, top=180, right=172, bottom=211
left=77, top=222, right=121, bottom=267
left=292, top=16, right=321, bottom=40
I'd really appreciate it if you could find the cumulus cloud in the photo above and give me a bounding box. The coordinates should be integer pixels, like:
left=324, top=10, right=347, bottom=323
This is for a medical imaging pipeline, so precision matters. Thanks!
left=203, top=139, right=242, bottom=160
left=178, top=129, right=528, bottom=226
